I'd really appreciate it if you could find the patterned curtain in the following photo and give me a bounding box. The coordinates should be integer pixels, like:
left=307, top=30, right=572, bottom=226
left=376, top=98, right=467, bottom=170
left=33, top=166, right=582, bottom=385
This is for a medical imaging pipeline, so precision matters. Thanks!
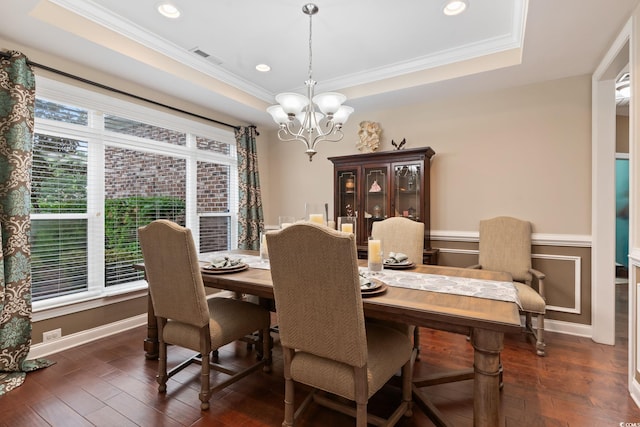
left=0, top=51, right=53, bottom=395
left=235, top=126, right=264, bottom=250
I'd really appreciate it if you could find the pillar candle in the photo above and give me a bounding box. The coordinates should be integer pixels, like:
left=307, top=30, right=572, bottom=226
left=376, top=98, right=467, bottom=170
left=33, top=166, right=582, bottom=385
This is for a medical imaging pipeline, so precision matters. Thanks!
left=368, top=239, right=382, bottom=263
left=309, top=214, right=324, bottom=224
left=341, top=223, right=354, bottom=233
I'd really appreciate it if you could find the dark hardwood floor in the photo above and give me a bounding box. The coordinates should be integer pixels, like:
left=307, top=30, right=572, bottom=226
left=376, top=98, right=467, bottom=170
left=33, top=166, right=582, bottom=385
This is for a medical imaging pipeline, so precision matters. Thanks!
left=1, top=282, right=638, bottom=426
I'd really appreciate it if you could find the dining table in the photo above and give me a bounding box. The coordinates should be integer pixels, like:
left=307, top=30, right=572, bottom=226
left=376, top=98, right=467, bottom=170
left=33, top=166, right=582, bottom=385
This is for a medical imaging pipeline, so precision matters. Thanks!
left=136, top=250, right=521, bottom=427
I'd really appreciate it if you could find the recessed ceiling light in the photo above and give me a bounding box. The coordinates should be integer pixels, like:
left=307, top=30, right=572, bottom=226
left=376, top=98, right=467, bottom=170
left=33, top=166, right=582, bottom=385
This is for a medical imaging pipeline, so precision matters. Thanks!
left=443, top=0, right=468, bottom=16
left=157, top=2, right=181, bottom=19
left=256, top=64, right=271, bottom=72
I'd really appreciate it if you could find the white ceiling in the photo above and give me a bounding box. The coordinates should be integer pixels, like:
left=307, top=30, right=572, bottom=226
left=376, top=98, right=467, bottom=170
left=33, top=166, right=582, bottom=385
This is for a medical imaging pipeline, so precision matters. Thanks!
left=1, top=0, right=638, bottom=127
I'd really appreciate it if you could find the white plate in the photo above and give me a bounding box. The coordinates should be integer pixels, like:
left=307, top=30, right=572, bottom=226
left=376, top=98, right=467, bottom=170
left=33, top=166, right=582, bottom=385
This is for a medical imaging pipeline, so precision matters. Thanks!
left=384, top=259, right=411, bottom=266
left=360, top=280, right=382, bottom=291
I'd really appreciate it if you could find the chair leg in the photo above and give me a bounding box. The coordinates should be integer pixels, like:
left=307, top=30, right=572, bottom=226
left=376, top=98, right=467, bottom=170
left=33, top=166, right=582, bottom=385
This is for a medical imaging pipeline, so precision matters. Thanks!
left=354, top=366, right=368, bottom=427
left=402, top=349, right=416, bottom=417
left=356, top=402, right=367, bottom=427
left=282, top=348, right=295, bottom=427
left=157, top=341, right=168, bottom=393
left=536, top=313, right=546, bottom=356
left=525, top=312, right=533, bottom=332
left=199, top=350, right=211, bottom=410
left=261, top=327, right=272, bottom=373
left=413, top=326, right=421, bottom=361
left=156, top=320, right=168, bottom=393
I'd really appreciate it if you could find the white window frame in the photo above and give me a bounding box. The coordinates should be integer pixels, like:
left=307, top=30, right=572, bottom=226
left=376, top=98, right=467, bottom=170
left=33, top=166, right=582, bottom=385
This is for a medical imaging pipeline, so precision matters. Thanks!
left=32, top=77, right=238, bottom=321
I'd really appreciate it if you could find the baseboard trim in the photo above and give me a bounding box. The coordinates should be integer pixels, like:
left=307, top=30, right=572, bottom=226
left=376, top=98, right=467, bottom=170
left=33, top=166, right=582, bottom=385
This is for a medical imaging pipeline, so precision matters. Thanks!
left=543, top=318, right=593, bottom=338
left=27, top=314, right=147, bottom=359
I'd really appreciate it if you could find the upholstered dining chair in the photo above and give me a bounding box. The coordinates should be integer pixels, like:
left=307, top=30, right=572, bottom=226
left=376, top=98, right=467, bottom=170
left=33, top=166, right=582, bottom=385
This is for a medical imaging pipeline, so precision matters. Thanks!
left=138, top=220, right=272, bottom=410
left=371, top=216, right=425, bottom=355
left=470, top=216, right=547, bottom=356
left=267, top=223, right=416, bottom=427
left=371, top=216, right=425, bottom=266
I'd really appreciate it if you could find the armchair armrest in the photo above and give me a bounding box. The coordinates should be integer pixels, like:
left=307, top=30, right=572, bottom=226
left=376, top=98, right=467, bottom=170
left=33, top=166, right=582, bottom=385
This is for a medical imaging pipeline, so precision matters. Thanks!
left=529, top=268, right=546, bottom=299
left=467, top=264, right=482, bottom=269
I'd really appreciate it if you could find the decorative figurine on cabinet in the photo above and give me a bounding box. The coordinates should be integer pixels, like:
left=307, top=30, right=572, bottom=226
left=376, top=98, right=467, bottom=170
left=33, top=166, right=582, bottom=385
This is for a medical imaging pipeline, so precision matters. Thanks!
left=391, top=138, right=406, bottom=150
left=357, top=121, right=381, bottom=153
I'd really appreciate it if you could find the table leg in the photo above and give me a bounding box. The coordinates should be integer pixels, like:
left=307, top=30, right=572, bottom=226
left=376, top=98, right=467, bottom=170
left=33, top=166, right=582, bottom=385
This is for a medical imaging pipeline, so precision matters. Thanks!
left=471, top=328, right=505, bottom=427
left=144, top=290, right=159, bottom=359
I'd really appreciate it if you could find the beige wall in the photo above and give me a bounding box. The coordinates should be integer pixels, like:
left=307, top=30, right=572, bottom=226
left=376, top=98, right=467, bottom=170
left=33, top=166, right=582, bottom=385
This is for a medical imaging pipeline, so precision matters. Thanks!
left=261, top=75, right=593, bottom=236
left=260, top=75, right=595, bottom=326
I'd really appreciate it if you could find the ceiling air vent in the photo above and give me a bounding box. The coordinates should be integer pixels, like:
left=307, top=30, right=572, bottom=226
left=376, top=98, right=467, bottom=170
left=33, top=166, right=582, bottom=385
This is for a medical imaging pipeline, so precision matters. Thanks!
left=189, top=47, right=223, bottom=65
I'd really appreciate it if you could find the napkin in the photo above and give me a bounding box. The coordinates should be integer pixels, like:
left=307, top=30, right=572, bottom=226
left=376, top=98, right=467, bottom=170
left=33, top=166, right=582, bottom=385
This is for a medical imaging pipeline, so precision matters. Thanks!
left=359, top=273, right=373, bottom=289
left=385, top=252, right=409, bottom=264
left=209, top=256, right=243, bottom=268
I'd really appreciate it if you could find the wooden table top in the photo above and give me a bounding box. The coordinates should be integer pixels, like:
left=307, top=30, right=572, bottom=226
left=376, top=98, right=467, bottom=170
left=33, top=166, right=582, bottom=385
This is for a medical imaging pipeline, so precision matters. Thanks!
left=135, top=253, right=521, bottom=335
left=192, top=257, right=522, bottom=336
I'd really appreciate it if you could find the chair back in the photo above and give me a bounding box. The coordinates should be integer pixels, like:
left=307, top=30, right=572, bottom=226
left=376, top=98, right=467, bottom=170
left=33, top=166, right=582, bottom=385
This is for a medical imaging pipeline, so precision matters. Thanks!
left=267, top=223, right=368, bottom=367
left=138, top=220, right=210, bottom=327
left=371, top=217, right=424, bottom=265
left=479, top=216, right=532, bottom=283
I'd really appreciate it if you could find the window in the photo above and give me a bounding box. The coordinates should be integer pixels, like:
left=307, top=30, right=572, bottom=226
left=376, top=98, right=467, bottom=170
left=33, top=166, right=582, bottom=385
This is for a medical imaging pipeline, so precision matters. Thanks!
left=32, top=77, right=238, bottom=311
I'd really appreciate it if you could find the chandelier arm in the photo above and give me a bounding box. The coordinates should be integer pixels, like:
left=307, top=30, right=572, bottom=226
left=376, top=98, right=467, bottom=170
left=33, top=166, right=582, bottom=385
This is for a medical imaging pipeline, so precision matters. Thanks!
left=277, top=125, right=311, bottom=146
left=310, top=127, right=345, bottom=151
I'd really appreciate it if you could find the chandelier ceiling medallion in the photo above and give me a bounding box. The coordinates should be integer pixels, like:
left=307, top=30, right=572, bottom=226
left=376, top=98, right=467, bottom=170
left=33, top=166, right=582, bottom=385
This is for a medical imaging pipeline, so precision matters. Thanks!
left=267, top=3, right=354, bottom=161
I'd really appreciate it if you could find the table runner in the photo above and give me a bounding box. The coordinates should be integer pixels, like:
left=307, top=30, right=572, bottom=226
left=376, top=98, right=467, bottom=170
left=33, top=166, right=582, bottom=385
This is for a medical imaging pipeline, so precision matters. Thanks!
left=359, top=268, right=521, bottom=307
left=201, top=252, right=520, bottom=307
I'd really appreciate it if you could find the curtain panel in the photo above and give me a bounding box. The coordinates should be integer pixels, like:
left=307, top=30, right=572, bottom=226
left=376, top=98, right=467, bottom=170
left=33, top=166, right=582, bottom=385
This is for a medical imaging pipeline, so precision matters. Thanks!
left=0, top=51, right=53, bottom=395
left=235, top=126, right=264, bottom=250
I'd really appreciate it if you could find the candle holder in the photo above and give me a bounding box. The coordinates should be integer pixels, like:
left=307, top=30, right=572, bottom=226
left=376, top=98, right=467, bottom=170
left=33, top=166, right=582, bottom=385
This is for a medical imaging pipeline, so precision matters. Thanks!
left=279, top=216, right=296, bottom=229
left=305, top=202, right=327, bottom=226
left=368, top=237, right=383, bottom=273
left=338, top=216, right=356, bottom=238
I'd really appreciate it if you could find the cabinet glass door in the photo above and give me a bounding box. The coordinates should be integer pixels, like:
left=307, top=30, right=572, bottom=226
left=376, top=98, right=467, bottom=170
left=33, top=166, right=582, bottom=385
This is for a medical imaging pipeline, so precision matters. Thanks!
left=336, top=169, right=358, bottom=219
left=364, top=166, right=387, bottom=238
left=394, top=163, right=421, bottom=221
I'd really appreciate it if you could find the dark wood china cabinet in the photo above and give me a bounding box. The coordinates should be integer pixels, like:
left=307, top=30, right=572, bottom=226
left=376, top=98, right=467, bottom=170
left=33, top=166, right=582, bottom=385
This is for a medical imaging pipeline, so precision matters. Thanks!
left=328, top=147, right=437, bottom=264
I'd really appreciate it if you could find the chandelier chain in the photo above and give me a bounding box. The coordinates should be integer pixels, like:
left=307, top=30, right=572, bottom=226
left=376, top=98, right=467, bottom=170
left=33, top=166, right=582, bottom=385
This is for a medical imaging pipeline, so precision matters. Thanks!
left=308, top=8, right=313, bottom=82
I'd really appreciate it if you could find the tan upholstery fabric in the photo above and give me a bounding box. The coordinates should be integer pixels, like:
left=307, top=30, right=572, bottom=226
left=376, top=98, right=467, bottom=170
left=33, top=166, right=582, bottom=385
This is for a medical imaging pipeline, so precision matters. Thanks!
left=290, top=323, right=413, bottom=400
left=479, top=216, right=532, bottom=283
left=268, top=223, right=367, bottom=367
left=163, top=297, right=272, bottom=350
left=138, top=220, right=272, bottom=409
left=513, top=282, right=546, bottom=314
left=139, top=220, right=210, bottom=327
left=371, top=217, right=425, bottom=265
left=267, top=222, right=415, bottom=424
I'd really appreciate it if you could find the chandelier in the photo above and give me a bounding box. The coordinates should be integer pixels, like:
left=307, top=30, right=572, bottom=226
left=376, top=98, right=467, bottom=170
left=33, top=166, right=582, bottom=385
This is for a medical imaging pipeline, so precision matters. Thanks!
left=267, top=3, right=354, bottom=161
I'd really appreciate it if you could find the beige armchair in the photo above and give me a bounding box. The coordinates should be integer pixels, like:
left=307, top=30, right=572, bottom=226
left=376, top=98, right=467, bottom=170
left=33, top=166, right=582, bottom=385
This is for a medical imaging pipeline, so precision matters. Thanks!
left=138, top=220, right=272, bottom=410
left=371, top=216, right=425, bottom=355
left=470, top=216, right=547, bottom=356
left=267, top=223, right=416, bottom=427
